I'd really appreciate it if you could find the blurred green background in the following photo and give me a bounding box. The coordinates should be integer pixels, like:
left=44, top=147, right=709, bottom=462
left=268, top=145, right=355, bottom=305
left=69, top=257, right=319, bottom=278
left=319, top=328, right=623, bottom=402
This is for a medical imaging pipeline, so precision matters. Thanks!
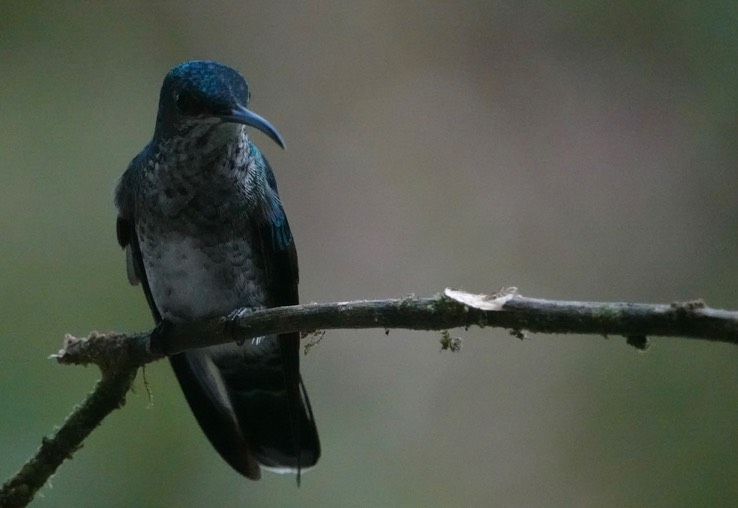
left=2, top=1, right=738, bottom=506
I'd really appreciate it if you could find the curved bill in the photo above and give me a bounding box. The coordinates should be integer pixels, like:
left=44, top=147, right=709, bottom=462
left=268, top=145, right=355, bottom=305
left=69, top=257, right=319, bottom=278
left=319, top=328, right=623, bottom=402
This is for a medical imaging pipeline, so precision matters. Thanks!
left=220, top=105, right=286, bottom=149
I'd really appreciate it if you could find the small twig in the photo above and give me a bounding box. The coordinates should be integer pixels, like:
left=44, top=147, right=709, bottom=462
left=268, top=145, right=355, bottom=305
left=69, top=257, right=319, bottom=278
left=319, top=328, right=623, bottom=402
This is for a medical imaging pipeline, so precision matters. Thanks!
left=0, top=368, right=137, bottom=508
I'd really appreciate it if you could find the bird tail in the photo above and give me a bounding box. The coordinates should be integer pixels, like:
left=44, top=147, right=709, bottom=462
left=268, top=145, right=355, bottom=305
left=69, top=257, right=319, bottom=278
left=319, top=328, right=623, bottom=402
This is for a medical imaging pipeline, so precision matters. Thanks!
left=168, top=333, right=320, bottom=480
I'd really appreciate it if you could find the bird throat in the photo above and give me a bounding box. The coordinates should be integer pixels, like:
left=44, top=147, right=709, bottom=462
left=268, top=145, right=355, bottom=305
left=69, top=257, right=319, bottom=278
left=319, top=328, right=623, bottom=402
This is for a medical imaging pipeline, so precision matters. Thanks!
left=182, top=121, right=246, bottom=156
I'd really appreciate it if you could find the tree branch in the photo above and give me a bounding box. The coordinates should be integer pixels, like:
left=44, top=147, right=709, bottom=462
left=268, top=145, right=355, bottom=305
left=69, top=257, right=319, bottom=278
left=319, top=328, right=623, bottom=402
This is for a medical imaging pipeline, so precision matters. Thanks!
left=3, top=290, right=737, bottom=506
left=0, top=368, right=137, bottom=508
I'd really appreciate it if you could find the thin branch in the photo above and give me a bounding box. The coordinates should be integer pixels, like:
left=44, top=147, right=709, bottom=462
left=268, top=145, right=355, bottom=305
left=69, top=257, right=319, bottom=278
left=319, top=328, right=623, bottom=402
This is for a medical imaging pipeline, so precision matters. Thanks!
left=3, top=290, right=738, bottom=507
left=0, top=368, right=137, bottom=508
left=56, top=292, right=738, bottom=371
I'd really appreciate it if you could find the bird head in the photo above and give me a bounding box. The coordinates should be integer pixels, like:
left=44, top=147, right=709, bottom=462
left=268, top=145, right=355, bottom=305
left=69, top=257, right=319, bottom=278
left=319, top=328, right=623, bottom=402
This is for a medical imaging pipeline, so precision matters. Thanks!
left=153, top=60, right=285, bottom=149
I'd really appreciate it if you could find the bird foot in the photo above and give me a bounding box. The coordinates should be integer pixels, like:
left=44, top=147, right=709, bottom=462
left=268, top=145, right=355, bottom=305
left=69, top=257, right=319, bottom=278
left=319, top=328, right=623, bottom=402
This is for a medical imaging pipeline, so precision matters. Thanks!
left=149, top=319, right=174, bottom=355
left=224, top=309, right=248, bottom=345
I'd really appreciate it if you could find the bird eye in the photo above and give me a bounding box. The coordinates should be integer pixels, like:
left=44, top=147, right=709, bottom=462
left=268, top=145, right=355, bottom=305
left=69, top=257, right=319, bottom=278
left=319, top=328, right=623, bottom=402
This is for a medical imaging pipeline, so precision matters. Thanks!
left=175, top=91, right=204, bottom=115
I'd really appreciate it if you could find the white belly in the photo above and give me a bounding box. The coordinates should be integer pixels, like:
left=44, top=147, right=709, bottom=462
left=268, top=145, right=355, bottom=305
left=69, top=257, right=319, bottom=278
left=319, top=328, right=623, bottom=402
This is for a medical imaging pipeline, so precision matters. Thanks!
left=141, top=234, right=265, bottom=322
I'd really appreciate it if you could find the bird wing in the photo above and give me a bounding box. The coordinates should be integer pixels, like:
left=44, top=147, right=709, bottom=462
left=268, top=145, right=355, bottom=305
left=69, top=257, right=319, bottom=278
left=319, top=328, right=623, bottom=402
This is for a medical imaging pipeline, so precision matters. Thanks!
left=250, top=157, right=320, bottom=476
left=115, top=152, right=161, bottom=321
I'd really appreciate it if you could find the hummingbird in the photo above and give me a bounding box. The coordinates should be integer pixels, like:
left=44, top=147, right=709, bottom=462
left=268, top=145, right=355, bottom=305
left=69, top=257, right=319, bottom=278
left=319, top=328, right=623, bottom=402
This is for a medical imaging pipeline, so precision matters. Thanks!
left=114, top=60, right=320, bottom=480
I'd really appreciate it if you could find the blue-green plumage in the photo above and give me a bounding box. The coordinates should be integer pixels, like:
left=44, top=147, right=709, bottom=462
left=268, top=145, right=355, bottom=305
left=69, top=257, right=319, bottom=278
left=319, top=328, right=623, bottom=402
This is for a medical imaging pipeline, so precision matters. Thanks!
left=115, top=61, right=319, bottom=480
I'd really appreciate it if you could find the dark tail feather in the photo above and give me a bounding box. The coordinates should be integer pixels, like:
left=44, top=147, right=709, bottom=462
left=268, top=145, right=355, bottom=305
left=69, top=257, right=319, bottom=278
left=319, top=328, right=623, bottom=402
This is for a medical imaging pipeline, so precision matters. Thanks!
left=169, top=337, right=320, bottom=480
left=169, top=352, right=262, bottom=479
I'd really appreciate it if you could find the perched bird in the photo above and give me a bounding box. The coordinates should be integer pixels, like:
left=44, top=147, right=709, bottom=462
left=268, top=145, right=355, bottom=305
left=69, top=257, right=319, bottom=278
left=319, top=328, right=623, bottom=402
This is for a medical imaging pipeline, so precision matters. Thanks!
left=115, top=60, right=320, bottom=480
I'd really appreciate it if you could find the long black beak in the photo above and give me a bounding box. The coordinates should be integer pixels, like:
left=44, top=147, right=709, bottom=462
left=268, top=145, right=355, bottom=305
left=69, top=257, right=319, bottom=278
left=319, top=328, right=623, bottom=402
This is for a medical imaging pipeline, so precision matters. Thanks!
left=220, top=105, right=286, bottom=149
